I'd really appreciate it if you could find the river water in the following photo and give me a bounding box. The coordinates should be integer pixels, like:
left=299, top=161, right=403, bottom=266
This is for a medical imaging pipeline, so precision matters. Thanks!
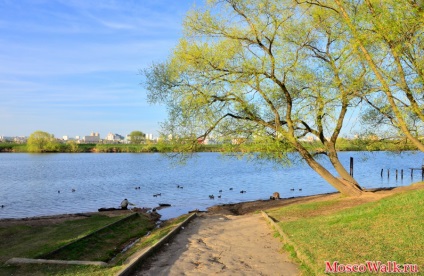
left=0, top=151, right=423, bottom=220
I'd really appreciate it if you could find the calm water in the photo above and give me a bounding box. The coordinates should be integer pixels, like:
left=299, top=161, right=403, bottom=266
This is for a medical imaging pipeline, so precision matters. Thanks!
left=0, top=151, right=423, bottom=220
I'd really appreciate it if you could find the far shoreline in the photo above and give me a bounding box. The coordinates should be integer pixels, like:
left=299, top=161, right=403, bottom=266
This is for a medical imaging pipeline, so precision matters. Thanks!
left=1, top=138, right=421, bottom=153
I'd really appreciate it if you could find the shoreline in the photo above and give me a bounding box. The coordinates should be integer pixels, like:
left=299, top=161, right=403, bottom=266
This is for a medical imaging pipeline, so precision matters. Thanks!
left=1, top=184, right=420, bottom=226
left=0, top=192, right=344, bottom=226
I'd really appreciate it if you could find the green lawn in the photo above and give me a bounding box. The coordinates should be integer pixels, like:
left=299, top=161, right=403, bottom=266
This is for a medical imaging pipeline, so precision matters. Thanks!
left=267, top=189, right=424, bottom=275
left=39, top=213, right=154, bottom=262
left=0, top=213, right=190, bottom=276
left=0, top=214, right=128, bottom=264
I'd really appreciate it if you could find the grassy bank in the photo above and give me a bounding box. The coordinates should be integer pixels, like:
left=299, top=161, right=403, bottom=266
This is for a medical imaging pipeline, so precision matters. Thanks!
left=0, top=214, right=127, bottom=264
left=39, top=213, right=154, bottom=262
left=0, top=212, right=190, bottom=276
left=266, top=187, right=424, bottom=275
left=0, top=214, right=128, bottom=276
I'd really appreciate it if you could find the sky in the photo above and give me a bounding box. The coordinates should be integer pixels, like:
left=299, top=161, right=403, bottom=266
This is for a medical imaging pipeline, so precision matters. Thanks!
left=0, top=0, right=202, bottom=138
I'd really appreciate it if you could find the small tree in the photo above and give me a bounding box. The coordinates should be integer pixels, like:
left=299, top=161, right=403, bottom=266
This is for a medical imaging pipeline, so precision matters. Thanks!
left=27, top=131, right=60, bottom=153
left=66, top=140, right=79, bottom=153
left=128, top=131, right=146, bottom=144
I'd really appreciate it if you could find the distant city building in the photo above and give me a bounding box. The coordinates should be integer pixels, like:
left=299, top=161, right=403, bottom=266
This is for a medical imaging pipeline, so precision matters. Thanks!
left=14, top=136, right=27, bottom=143
left=106, top=132, right=115, bottom=141
left=83, top=132, right=100, bottom=143
left=0, top=136, right=14, bottom=142
left=106, top=132, right=124, bottom=142
left=1, top=131, right=161, bottom=144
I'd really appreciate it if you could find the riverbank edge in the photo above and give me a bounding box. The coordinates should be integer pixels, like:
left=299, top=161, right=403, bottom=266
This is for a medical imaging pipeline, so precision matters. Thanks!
left=115, top=212, right=197, bottom=276
left=4, top=212, right=197, bottom=276
left=261, top=211, right=314, bottom=273
left=0, top=192, right=334, bottom=223
left=1, top=183, right=417, bottom=223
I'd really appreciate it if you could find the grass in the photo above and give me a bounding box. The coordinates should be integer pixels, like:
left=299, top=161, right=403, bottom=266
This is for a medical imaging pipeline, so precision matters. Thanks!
left=39, top=213, right=154, bottom=262
left=0, top=213, right=190, bottom=276
left=0, top=214, right=128, bottom=264
left=266, top=189, right=424, bottom=275
left=111, top=214, right=190, bottom=266
left=0, top=214, right=127, bottom=276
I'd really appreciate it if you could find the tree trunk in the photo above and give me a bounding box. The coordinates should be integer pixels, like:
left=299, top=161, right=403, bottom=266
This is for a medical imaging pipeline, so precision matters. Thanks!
left=327, top=146, right=363, bottom=190
left=296, top=144, right=363, bottom=197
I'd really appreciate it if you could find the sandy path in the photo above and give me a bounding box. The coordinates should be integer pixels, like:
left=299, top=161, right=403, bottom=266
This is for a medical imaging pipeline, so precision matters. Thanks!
left=134, top=213, right=299, bottom=276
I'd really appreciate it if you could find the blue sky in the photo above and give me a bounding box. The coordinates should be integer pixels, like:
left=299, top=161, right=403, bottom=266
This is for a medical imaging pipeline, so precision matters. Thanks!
left=0, top=0, right=202, bottom=138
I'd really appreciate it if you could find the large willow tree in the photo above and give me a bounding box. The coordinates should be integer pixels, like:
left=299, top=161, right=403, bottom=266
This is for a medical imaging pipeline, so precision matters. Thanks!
left=144, top=0, right=366, bottom=196
left=300, top=0, right=424, bottom=150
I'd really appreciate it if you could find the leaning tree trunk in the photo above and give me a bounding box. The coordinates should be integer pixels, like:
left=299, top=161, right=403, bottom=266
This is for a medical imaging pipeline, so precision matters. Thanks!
left=327, top=146, right=363, bottom=190
left=296, top=144, right=363, bottom=197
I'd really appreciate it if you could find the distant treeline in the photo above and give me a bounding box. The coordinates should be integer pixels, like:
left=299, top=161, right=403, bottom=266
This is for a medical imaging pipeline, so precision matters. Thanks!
left=0, top=142, right=222, bottom=153
left=0, top=138, right=419, bottom=153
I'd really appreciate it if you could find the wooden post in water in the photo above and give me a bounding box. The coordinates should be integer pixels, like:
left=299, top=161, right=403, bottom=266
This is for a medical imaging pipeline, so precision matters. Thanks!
left=401, top=169, right=403, bottom=179
left=387, top=169, right=390, bottom=178
left=350, top=157, right=353, bottom=177
left=381, top=169, right=383, bottom=178
left=396, top=169, right=398, bottom=180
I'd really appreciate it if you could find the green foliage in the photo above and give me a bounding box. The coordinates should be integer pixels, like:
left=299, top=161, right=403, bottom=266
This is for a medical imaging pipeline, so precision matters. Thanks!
left=142, top=0, right=373, bottom=195
left=26, top=130, right=61, bottom=153
left=3, top=139, right=420, bottom=154
left=141, top=0, right=424, bottom=195
left=93, top=143, right=179, bottom=153
left=65, top=140, right=80, bottom=153
left=318, top=0, right=424, bottom=151
left=335, top=138, right=419, bottom=152
left=0, top=142, right=18, bottom=152
left=0, top=143, right=27, bottom=152
left=75, top=143, right=96, bottom=152
left=128, top=130, right=146, bottom=144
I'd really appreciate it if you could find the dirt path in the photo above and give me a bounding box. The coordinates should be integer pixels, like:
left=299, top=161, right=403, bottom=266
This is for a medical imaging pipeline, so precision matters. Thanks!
left=133, top=213, right=299, bottom=276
